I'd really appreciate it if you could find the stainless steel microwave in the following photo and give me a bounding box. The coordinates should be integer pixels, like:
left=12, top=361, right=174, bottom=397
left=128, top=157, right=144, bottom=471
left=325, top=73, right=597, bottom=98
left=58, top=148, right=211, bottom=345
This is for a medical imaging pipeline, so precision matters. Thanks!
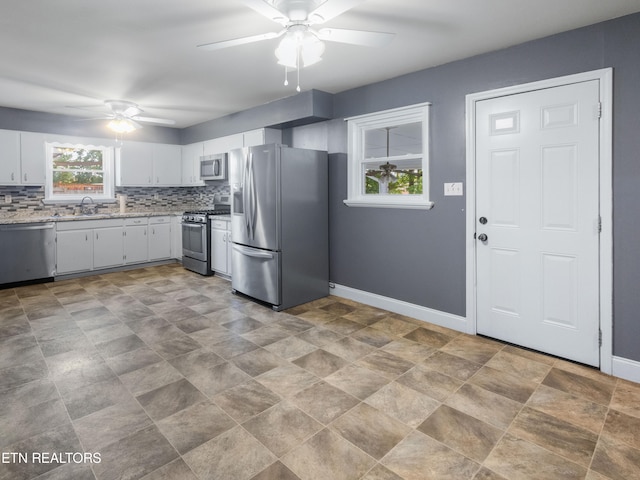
left=200, top=153, right=227, bottom=181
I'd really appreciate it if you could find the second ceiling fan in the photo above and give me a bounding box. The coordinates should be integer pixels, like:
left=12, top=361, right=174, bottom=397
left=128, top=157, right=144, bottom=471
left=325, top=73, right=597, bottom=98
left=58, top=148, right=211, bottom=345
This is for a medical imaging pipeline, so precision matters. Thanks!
left=198, top=0, right=395, bottom=90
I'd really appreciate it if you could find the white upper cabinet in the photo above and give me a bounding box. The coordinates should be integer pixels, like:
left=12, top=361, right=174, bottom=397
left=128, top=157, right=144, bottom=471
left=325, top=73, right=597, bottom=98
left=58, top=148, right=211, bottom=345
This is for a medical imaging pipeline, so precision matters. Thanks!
left=19, top=132, right=47, bottom=185
left=0, top=129, right=20, bottom=184
left=0, top=130, right=47, bottom=186
left=117, top=141, right=153, bottom=185
left=203, top=133, right=243, bottom=156
left=181, top=142, right=204, bottom=186
left=243, top=128, right=281, bottom=147
left=153, top=144, right=182, bottom=186
left=117, top=141, right=181, bottom=186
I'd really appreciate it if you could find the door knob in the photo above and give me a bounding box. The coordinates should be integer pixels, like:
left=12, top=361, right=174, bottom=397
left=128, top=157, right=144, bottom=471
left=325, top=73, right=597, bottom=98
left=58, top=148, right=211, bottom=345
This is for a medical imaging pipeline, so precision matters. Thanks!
left=478, top=233, right=488, bottom=242
left=479, top=217, right=488, bottom=225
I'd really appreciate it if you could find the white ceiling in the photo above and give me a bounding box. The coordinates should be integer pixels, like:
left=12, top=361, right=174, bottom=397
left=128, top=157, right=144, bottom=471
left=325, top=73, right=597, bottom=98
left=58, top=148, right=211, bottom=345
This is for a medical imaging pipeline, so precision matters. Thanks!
left=1, top=0, right=639, bottom=128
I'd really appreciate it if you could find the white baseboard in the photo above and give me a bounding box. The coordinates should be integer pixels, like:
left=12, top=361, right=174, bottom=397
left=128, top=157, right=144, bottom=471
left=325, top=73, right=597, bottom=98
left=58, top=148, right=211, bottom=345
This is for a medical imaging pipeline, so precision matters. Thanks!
left=330, top=284, right=467, bottom=333
left=612, top=356, right=640, bottom=384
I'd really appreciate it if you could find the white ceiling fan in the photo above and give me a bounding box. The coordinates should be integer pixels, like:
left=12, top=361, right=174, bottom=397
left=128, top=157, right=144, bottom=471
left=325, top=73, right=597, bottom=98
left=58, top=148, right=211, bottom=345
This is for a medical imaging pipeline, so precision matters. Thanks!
left=101, top=100, right=176, bottom=133
left=72, top=99, right=176, bottom=133
left=198, top=0, right=395, bottom=90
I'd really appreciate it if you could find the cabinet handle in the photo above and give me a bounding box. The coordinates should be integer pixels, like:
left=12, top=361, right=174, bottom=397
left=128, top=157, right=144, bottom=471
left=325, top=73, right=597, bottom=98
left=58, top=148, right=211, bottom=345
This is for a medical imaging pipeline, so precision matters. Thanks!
left=85, top=234, right=88, bottom=241
left=11, top=172, right=14, bottom=181
left=24, top=173, right=27, bottom=182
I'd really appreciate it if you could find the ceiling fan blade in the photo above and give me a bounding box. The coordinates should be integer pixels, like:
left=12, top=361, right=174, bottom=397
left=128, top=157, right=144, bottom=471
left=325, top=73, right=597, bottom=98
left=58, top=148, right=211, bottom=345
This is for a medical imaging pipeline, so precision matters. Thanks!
left=198, top=30, right=283, bottom=51
left=317, top=27, right=395, bottom=47
left=308, top=0, right=367, bottom=24
left=132, top=116, right=176, bottom=126
left=240, top=0, right=290, bottom=24
left=123, top=105, right=142, bottom=117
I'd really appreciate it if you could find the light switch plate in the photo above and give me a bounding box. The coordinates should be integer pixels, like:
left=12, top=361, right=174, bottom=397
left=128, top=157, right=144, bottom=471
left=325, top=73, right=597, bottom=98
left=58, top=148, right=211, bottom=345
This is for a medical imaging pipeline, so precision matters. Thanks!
left=444, top=182, right=463, bottom=196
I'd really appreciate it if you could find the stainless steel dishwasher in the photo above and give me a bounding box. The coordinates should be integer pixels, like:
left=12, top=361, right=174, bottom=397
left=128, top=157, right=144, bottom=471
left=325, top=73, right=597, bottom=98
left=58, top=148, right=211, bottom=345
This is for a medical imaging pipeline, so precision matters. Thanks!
left=0, top=222, right=56, bottom=285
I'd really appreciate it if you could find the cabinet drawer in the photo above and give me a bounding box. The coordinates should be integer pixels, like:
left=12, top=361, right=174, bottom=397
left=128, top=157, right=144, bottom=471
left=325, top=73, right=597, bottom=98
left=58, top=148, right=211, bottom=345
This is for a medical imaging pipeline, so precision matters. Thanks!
left=57, top=218, right=123, bottom=231
left=149, top=216, right=171, bottom=224
left=124, top=217, right=148, bottom=226
left=211, top=219, right=229, bottom=230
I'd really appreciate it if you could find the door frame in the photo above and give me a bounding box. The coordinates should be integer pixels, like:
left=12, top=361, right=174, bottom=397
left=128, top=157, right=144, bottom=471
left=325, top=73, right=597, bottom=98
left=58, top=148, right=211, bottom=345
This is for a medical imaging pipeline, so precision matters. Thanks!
left=465, top=68, right=613, bottom=373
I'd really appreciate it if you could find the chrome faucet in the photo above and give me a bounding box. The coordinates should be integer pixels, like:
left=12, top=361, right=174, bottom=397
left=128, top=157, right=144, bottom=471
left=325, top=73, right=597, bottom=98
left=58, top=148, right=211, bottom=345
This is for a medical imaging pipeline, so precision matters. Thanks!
left=80, top=196, right=95, bottom=215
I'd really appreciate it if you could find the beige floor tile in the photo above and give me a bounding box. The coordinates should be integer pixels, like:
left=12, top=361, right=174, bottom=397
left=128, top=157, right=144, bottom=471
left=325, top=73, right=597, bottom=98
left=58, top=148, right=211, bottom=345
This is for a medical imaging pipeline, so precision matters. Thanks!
left=281, top=428, right=376, bottom=480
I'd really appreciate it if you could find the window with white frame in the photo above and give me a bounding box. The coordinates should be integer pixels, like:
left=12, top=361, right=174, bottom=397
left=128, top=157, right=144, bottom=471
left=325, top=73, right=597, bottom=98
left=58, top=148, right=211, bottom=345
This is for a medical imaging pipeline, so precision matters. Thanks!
left=45, top=143, right=115, bottom=202
left=344, top=102, right=432, bottom=209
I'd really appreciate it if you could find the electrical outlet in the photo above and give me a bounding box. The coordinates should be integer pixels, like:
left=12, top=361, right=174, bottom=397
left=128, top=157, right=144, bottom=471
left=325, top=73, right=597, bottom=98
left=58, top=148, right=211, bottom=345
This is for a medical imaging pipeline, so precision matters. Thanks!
left=444, top=182, right=463, bottom=196
left=4, top=194, right=11, bottom=204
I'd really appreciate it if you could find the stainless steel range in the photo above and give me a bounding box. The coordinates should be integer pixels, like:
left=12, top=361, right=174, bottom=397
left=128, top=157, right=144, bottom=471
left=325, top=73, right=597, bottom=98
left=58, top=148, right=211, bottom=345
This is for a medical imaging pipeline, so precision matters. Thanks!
left=182, top=205, right=230, bottom=275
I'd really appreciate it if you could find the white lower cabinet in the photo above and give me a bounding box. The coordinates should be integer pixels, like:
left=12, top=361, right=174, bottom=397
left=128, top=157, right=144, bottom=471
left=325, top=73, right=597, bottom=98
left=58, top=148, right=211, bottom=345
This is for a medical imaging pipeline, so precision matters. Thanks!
left=149, top=217, right=171, bottom=261
left=171, top=215, right=182, bottom=260
left=56, top=229, right=93, bottom=274
left=93, top=226, right=124, bottom=269
left=124, top=219, right=148, bottom=265
left=210, top=218, right=231, bottom=276
left=56, top=216, right=173, bottom=275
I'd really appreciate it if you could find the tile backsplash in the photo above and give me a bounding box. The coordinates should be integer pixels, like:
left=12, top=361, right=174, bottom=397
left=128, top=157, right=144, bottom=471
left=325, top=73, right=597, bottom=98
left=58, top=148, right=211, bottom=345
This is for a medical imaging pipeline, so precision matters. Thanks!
left=0, top=184, right=230, bottom=217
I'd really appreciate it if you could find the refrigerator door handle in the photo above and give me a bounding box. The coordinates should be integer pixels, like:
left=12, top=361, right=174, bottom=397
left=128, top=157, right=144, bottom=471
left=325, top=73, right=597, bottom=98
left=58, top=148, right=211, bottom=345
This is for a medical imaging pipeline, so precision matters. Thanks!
left=232, top=244, right=275, bottom=259
left=246, top=152, right=257, bottom=240
left=242, top=151, right=251, bottom=239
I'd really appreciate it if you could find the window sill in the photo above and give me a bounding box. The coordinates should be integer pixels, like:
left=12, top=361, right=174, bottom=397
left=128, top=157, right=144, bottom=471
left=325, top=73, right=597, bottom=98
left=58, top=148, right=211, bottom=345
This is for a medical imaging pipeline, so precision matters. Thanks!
left=343, top=198, right=434, bottom=210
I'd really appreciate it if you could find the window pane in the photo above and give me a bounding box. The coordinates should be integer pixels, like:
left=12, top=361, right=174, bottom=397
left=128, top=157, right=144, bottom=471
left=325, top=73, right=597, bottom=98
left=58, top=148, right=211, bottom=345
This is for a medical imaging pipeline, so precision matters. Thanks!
left=52, top=171, right=104, bottom=195
left=364, top=122, right=422, bottom=158
left=363, top=160, right=423, bottom=195
left=53, top=147, right=103, bottom=170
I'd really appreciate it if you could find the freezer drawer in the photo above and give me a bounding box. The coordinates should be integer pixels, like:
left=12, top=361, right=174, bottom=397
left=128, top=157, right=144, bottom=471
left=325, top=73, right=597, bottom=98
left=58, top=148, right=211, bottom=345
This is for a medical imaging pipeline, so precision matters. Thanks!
left=231, top=244, right=280, bottom=307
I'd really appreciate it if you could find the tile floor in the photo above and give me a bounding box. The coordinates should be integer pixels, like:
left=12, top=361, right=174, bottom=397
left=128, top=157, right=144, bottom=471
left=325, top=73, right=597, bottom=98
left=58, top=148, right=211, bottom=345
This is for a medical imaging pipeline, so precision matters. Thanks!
left=1, top=263, right=639, bottom=480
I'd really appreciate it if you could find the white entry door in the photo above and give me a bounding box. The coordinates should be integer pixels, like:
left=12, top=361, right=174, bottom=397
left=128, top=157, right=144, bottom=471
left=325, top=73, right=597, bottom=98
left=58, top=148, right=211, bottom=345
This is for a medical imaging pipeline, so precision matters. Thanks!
left=475, top=80, right=601, bottom=366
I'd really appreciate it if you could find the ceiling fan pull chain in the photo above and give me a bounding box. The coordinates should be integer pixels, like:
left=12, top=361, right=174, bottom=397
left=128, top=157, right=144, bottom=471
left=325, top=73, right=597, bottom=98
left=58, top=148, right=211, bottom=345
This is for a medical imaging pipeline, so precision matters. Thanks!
left=296, top=46, right=301, bottom=92
left=284, top=66, right=289, bottom=86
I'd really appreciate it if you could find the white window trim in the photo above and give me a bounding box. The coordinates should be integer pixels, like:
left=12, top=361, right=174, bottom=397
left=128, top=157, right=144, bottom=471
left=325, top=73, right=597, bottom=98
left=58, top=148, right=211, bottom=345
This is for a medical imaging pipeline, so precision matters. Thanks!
left=45, top=142, right=116, bottom=203
left=344, top=102, right=433, bottom=209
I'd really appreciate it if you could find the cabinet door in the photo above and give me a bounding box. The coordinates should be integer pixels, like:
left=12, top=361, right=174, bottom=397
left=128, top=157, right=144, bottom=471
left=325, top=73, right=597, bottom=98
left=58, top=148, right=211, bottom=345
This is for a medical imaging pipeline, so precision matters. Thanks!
left=171, top=216, right=182, bottom=260
left=243, top=128, right=282, bottom=147
left=226, top=228, right=232, bottom=277
left=117, top=142, right=153, bottom=186
left=210, top=228, right=228, bottom=274
left=124, top=225, right=148, bottom=264
left=153, top=144, right=182, bottom=185
left=93, top=227, right=124, bottom=269
left=20, top=132, right=47, bottom=185
left=56, top=229, right=93, bottom=274
left=181, top=143, right=204, bottom=185
left=0, top=130, right=21, bottom=184
left=149, top=222, right=172, bottom=260
left=203, top=134, right=243, bottom=155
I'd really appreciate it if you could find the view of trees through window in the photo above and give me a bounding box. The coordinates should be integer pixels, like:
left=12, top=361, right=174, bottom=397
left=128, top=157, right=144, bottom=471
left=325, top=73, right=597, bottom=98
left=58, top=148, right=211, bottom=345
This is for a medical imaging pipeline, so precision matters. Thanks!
left=52, top=146, right=104, bottom=195
left=363, top=123, right=423, bottom=196
left=364, top=164, right=423, bottom=195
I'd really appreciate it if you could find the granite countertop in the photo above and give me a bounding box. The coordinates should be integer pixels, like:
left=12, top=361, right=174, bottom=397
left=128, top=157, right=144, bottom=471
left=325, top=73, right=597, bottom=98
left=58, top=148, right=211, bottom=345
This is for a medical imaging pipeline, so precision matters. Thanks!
left=0, top=211, right=184, bottom=225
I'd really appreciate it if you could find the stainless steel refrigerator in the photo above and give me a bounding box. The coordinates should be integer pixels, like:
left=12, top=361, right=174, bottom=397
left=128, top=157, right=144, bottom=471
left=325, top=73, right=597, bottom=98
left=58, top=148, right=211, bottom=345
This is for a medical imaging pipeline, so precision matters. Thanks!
left=229, top=143, right=328, bottom=311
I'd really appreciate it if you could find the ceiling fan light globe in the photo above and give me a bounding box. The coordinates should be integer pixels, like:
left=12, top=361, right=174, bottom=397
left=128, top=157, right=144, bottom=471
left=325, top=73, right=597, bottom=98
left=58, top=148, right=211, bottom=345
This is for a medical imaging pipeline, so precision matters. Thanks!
left=108, top=117, right=137, bottom=134
left=275, top=30, right=324, bottom=68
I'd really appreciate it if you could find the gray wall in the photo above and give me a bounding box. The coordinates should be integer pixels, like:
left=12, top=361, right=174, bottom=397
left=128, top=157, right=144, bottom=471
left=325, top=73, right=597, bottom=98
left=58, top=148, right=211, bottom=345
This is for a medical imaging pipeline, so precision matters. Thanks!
left=285, top=14, right=640, bottom=362
left=2, top=12, right=638, bottom=361
left=0, top=106, right=181, bottom=144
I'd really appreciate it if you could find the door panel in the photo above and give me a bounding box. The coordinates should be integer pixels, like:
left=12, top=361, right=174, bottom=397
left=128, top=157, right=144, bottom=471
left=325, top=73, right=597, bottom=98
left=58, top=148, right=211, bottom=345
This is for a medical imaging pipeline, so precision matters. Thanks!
left=231, top=245, right=280, bottom=306
left=476, top=80, right=600, bottom=366
left=230, top=145, right=279, bottom=250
